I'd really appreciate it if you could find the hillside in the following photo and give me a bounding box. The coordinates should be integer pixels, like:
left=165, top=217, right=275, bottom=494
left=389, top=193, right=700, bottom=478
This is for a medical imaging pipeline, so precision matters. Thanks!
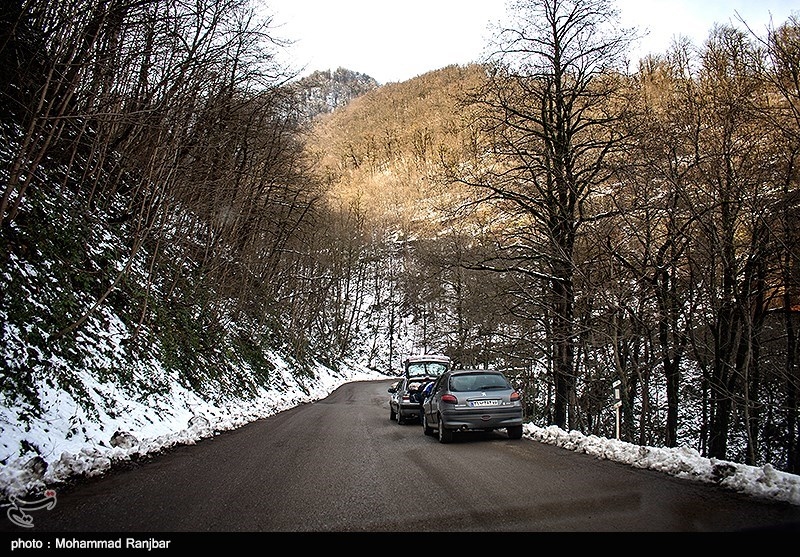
left=0, top=58, right=477, bottom=493
left=293, top=67, right=380, bottom=120
left=0, top=0, right=400, bottom=499
left=308, top=64, right=486, bottom=231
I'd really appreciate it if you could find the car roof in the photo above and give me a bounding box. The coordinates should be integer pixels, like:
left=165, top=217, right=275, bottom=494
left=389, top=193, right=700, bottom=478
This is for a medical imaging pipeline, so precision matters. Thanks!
left=448, top=368, right=505, bottom=375
left=405, top=354, right=450, bottom=364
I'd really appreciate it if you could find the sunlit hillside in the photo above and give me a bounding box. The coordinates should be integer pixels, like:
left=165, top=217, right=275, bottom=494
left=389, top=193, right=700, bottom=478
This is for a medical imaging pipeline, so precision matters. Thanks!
left=308, top=64, right=487, bottom=233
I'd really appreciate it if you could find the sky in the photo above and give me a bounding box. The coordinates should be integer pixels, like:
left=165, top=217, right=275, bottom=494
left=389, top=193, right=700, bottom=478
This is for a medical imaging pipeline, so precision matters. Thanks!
left=263, top=0, right=800, bottom=84
left=1, top=352, right=799, bottom=530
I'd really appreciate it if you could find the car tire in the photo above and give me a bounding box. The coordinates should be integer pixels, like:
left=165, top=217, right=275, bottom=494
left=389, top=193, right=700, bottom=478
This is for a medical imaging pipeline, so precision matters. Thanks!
left=437, top=416, right=453, bottom=444
left=397, top=412, right=405, bottom=425
left=390, top=406, right=396, bottom=421
left=423, top=413, right=433, bottom=436
left=507, top=425, right=523, bottom=439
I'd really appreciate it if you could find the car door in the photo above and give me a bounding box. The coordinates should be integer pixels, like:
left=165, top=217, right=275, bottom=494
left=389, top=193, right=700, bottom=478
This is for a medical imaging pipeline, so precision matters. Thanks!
left=388, top=379, right=403, bottom=415
left=423, top=374, right=447, bottom=427
left=395, top=378, right=407, bottom=411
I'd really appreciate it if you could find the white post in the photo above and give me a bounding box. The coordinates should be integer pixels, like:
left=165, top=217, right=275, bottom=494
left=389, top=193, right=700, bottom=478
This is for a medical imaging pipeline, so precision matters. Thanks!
left=612, top=380, right=622, bottom=440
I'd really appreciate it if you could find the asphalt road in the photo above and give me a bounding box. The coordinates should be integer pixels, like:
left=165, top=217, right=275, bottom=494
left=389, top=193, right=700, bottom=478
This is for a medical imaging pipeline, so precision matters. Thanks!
left=4, top=378, right=800, bottom=537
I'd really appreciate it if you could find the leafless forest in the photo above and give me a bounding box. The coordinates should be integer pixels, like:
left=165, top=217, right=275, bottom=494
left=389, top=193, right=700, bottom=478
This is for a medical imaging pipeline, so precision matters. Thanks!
left=1, top=0, right=799, bottom=474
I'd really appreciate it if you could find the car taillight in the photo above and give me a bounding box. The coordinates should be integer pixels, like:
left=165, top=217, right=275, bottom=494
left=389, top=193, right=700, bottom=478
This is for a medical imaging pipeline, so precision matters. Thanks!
left=441, top=394, right=458, bottom=404
left=510, top=391, right=521, bottom=402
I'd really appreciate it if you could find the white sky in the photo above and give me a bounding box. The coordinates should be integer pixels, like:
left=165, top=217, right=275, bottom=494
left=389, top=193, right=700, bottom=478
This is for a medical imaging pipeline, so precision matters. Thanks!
left=262, top=0, right=800, bottom=84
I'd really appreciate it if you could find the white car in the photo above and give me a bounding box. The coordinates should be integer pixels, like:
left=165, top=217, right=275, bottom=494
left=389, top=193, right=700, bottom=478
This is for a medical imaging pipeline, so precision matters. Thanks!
left=388, top=354, right=451, bottom=424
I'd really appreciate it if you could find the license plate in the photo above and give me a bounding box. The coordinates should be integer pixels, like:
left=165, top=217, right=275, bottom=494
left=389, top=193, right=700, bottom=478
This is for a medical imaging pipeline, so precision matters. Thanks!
left=470, top=399, right=500, bottom=407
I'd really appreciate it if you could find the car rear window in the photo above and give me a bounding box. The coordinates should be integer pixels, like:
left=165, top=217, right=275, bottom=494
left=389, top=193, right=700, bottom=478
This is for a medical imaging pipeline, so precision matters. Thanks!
left=407, top=362, right=448, bottom=378
left=449, top=373, right=510, bottom=392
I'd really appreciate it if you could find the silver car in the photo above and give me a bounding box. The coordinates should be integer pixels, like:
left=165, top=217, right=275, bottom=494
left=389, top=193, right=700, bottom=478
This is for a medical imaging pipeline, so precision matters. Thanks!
left=421, top=369, right=524, bottom=443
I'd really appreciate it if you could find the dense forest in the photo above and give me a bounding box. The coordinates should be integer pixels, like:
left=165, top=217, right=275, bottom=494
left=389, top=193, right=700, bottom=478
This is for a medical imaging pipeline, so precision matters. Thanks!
left=1, top=0, right=799, bottom=475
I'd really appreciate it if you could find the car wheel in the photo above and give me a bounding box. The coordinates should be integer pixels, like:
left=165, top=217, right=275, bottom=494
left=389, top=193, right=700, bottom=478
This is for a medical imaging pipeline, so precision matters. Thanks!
left=389, top=405, right=396, bottom=421
left=423, top=413, right=433, bottom=436
left=397, top=411, right=405, bottom=425
left=507, top=425, right=523, bottom=439
left=437, top=416, right=453, bottom=444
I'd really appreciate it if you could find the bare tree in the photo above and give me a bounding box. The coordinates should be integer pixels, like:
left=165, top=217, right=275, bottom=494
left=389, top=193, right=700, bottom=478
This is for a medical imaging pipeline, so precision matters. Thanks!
left=603, top=44, right=703, bottom=447
left=679, top=25, right=777, bottom=461
left=455, top=0, right=635, bottom=429
left=752, top=15, right=800, bottom=472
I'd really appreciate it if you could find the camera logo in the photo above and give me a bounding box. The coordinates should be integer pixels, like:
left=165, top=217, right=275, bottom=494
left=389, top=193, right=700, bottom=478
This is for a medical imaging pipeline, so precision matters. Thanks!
left=3, top=490, right=57, bottom=528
